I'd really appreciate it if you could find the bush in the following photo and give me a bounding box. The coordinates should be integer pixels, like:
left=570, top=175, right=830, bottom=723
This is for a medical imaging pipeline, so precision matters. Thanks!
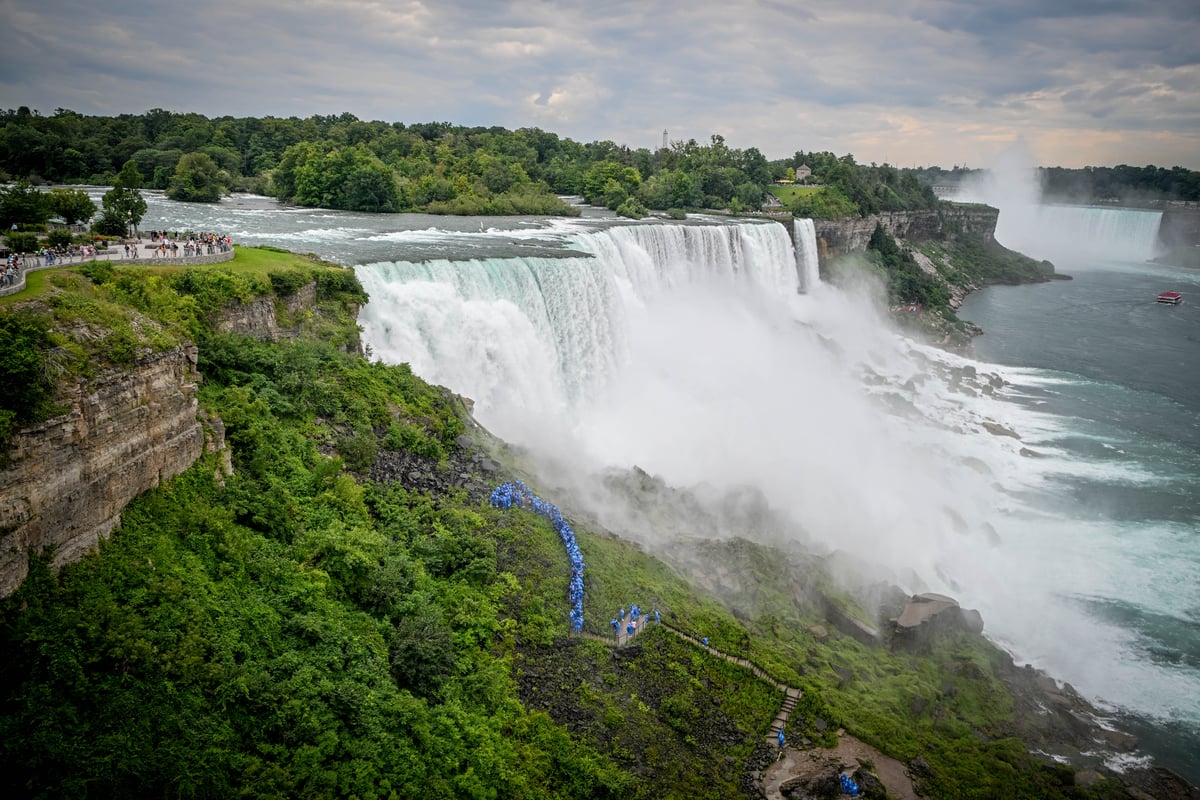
left=46, top=228, right=72, bottom=248
left=615, top=197, right=647, bottom=219
left=4, top=231, right=38, bottom=254
left=0, top=312, right=55, bottom=437
left=92, top=209, right=128, bottom=237
left=268, top=269, right=310, bottom=297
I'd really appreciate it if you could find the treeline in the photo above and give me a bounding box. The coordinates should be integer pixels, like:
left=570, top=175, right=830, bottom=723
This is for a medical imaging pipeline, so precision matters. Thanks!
left=1040, top=164, right=1200, bottom=204
left=0, top=107, right=773, bottom=217
left=909, top=164, right=1200, bottom=206
left=1, top=106, right=940, bottom=220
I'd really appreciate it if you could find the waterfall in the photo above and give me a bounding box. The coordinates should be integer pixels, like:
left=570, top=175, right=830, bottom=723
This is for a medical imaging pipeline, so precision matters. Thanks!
left=355, top=219, right=801, bottom=443
left=355, top=213, right=1012, bottom=587
left=994, top=205, right=1163, bottom=264
left=793, top=218, right=820, bottom=292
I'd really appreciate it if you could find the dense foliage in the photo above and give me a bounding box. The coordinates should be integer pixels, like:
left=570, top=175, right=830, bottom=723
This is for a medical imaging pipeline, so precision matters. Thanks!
left=777, top=151, right=940, bottom=218
left=0, top=109, right=770, bottom=215
left=865, top=223, right=949, bottom=309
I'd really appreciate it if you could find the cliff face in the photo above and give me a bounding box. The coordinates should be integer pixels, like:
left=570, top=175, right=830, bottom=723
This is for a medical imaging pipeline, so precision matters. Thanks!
left=0, top=345, right=220, bottom=597
left=217, top=282, right=317, bottom=340
left=812, top=206, right=999, bottom=264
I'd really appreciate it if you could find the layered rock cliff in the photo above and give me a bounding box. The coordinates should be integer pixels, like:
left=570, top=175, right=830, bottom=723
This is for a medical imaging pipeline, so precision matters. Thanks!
left=812, top=205, right=999, bottom=265
left=0, top=345, right=219, bottom=597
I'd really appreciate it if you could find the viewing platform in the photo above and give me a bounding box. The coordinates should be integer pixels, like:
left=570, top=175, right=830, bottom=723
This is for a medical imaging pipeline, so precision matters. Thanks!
left=0, top=241, right=235, bottom=299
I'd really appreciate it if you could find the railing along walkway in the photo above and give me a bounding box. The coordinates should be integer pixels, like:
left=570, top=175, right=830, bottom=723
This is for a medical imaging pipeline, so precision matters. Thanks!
left=1, top=245, right=234, bottom=298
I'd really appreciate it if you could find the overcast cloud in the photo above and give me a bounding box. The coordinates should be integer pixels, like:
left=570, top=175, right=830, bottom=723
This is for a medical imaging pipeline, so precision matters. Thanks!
left=1, top=0, right=1197, bottom=168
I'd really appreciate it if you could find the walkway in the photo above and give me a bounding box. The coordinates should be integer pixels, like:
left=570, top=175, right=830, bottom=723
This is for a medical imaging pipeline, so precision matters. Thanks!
left=1, top=243, right=234, bottom=298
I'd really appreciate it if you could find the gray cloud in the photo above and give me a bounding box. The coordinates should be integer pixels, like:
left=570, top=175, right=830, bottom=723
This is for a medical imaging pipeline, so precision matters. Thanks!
left=0, top=0, right=1196, bottom=168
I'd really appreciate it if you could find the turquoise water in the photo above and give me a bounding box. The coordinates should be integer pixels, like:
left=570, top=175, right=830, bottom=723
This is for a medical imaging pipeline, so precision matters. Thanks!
left=961, top=252, right=1200, bottom=784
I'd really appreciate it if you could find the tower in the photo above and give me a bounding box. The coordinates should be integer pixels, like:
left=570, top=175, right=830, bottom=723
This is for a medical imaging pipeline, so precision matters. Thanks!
left=662, top=129, right=668, bottom=150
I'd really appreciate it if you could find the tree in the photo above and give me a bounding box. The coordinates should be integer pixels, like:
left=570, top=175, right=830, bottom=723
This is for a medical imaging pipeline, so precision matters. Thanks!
left=101, top=160, right=147, bottom=236
left=167, top=152, right=224, bottom=202
left=46, top=187, right=96, bottom=225
left=0, top=180, right=51, bottom=228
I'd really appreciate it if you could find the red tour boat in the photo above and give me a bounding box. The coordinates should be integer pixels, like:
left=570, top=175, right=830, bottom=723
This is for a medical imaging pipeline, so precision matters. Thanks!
left=1156, top=291, right=1183, bottom=305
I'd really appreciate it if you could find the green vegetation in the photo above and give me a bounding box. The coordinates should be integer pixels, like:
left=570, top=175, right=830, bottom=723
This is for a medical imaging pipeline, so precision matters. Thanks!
left=167, top=152, right=227, bottom=202
left=781, top=152, right=940, bottom=218
left=766, top=184, right=821, bottom=205
left=95, top=160, right=148, bottom=236
left=866, top=223, right=949, bottom=310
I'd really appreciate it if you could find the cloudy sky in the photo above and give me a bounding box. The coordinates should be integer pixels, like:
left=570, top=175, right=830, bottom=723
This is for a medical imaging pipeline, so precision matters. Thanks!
left=2, top=0, right=1198, bottom=169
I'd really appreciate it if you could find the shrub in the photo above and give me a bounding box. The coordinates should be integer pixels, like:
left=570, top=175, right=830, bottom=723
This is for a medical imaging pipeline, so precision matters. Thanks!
left=268, top=269, right=310, bottom=297
left=4, top=231, right=38, bottom=253
left=46, top=228, right=72, bottom=248
left=0, top=312, right=55, bottom=439
left=616, top=197, right=647, bottom=219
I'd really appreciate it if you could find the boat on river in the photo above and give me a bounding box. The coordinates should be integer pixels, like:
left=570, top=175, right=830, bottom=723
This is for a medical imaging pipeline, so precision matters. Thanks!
left=1156, top=291, right=1183, bottom=305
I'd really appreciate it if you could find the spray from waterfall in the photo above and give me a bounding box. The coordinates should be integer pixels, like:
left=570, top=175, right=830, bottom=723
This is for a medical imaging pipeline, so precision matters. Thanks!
left=957, top=143, right=1163, bottom=263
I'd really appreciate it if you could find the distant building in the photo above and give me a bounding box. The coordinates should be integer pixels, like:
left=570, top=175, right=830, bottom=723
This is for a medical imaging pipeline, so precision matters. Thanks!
left=795, top=164, right=812, bottom=182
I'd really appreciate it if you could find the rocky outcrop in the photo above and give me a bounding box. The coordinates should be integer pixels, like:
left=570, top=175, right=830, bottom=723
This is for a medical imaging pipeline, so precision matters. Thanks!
left=890, top=592, right=985, bottom=648
left=216, top=282, right=318, bottom=341
left=0, top=345, right=221, bottom=597
left=812, top=206, right=999, bottom=265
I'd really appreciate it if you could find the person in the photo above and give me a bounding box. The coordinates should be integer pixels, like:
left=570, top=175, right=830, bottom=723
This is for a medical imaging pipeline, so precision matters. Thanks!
left=777, top=729, right=785, bottom=748
left=701, top=637, right=708, bottom=646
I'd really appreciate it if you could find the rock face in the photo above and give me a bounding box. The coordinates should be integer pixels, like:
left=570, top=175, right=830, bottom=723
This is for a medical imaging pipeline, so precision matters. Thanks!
left=0, top=345, right=216, bottom=597
left=812, top=206, right=999, bottom=265
left=216, top=282, right=318, bottom=341
left=891, top=592, right=985, bottom=648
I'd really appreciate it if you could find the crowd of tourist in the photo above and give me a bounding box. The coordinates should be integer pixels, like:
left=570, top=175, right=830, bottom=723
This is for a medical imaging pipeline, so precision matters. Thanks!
left=1, top=230, right=236, bottom=295
left=144, top=230, right=234, bottom=258
left=2, top=254, right=22, bottom=288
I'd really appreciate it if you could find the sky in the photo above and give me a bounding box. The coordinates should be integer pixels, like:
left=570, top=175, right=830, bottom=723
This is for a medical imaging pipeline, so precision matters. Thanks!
left=2, top=0, right=1198, bottom=170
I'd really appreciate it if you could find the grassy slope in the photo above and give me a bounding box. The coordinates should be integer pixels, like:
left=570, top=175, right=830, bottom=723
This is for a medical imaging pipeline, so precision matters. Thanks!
left=0, top=248, right=1135, bottom=799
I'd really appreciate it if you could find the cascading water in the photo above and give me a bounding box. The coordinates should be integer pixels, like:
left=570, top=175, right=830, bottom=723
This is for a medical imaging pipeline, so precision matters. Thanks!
left=794, top=217, right=821, bottom=292
left=995, top=205, right=1163, bottom=263
left=358, top=217, right=1030, bottom=578
left=356, top=220, right=801, bottom=444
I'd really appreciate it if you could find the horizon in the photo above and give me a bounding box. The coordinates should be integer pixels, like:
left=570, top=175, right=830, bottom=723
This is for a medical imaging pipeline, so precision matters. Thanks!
left=1, top=1, right=1197, bottom=171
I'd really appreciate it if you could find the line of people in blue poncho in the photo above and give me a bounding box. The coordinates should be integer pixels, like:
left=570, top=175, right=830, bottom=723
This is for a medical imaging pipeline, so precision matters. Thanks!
left=609, top=603, right=661, bottom=641
left=490, top=481, right=584, bottom=632
left=839, top=773, right=860, bottom=796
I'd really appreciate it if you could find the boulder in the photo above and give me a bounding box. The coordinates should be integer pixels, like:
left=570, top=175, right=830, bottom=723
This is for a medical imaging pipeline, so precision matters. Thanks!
left=892, top=592, right=985, bottom=648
